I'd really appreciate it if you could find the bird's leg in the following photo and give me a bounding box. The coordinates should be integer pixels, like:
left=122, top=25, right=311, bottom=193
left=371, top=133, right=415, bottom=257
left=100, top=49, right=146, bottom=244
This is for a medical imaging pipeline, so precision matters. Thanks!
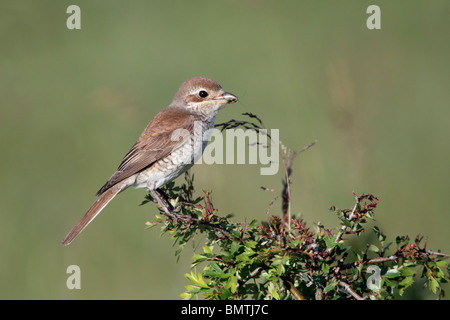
left=150, top=189, right=188, bottom=220
left=156, top=188, right=173, bottom=208
left=158, top=188, right=184, bottom=213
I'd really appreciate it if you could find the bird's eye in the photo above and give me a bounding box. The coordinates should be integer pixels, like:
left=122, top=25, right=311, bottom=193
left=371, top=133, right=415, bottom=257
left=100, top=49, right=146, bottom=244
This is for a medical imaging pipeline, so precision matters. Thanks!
left=198, top=90, right=208, bottom=98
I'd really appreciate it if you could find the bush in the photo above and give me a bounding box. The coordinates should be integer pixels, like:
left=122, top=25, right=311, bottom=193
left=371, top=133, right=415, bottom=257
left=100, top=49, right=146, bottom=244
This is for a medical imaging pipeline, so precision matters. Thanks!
left=142, top=115, right=449, bottom=300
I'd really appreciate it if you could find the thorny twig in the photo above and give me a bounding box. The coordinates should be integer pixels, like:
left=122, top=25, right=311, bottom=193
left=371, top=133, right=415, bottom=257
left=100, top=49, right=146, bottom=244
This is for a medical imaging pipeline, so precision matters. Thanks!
left=339, top=281, right=366, bottom=300
left=280, top=140, right=317, bottom=229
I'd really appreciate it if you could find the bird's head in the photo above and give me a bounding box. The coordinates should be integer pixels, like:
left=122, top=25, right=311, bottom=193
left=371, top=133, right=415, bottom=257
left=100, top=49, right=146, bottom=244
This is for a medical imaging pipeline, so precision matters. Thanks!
left=171, top=77, right=238, bottom=116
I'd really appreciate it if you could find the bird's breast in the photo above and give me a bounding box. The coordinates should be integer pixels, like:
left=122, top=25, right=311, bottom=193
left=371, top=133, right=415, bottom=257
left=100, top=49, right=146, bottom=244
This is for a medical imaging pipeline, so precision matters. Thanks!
left=134, top=116, right=216, bottom=190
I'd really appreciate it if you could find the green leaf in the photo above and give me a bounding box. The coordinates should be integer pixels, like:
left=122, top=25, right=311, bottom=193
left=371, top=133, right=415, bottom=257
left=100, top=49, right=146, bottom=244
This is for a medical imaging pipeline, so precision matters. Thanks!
left=372, top=226, right=386, bottom=242
left=230, top=242, right=241, bottom=256
left=180, top=292, right=194, bottom=300
left=341, top=219, right=352, bottom=228
left=231, top=230, right=242, bottom=238
left=324, top=282, right=337, bottom=293
left=203, top=245, right=213, bottom=255
left=144, top=221, right=158, bottom=229
left=218, top=288, right=232, bottom=300
left=244, top=246, right=255, bottom=255
left=236, top=252, right=250, bottom=262
left=398, top=276, right=414, bottom=296
left=429, top=276, right=439, bottom=294
left=385, top=268, right=401, bottom=279
left=169, top=197, right=179, bottom=208
left=321, top=263, right=330, bottom=274
left=192, top=254, right=207, bottom=261
left=191, top=254, right=208, bottom=268
left=184, top=284, right=202, bottom=294
left=399, top=267, right=416, bottom=277
left=175, top=248, right=183, bottom=257
left=268, top=282, right=280, bottom=300
left=384, top=278, right=397, bottom=289
left=184, top=272, right=209, bottom=289
left=248, top=219, right=259, bottom=228
left=324, top=234, right=338, bottom=250
left=210, top=262, right=224, bottom=273
left=225, top=275, right=238, bottom=293
left=203, top=262, right=231, bottom=278
left=436, top=260, right=447, bottom=268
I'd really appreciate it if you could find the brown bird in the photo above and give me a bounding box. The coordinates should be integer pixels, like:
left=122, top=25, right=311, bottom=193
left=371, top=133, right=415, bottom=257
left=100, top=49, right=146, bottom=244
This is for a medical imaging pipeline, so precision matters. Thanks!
left=62, top=77, right=238, bottom=246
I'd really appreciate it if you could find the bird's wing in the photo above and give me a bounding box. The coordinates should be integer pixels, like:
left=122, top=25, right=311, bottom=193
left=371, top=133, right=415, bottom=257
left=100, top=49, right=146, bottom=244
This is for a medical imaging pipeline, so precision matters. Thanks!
left=96, top=107, right=197, bottom=195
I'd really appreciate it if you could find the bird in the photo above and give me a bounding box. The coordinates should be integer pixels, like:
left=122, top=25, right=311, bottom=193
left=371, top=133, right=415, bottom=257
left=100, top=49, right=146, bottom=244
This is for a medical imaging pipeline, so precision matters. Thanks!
left=61, top=77, right=238, bottom=246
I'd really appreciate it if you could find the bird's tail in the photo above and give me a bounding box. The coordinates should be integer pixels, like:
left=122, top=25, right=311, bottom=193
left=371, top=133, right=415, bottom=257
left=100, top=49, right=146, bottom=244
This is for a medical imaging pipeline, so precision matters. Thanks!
left=61, top=186, right=122, bottom=246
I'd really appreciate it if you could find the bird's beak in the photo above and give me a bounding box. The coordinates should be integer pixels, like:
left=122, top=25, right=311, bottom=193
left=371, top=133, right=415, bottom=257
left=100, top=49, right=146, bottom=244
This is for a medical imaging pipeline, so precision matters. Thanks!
left=215, top=91, right=238, bottom=104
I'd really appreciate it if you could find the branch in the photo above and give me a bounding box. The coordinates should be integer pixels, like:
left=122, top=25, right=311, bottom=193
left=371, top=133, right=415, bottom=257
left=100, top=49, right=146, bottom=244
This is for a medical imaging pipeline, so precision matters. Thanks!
left=339, top=255, right=398, bottom=270
left=339, top=281, right=366, bottom=300
left=282, top=278, right=306, bottom=300
left=280, top=140, right=316, bottom=228
left=236, top=266, right=263, bottom=291
left=427, top=250, right=450, bottom=259
left=150, top=190, right=234, bottom=239
left=340, top=250, right=450, bottom=271
left=326, top=194, right=360, bottom=254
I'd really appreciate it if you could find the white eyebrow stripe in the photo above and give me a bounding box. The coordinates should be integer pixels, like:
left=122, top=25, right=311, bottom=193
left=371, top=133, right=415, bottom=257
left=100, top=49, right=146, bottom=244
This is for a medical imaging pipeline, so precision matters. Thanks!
left=189, top=87, right=207, bottom=95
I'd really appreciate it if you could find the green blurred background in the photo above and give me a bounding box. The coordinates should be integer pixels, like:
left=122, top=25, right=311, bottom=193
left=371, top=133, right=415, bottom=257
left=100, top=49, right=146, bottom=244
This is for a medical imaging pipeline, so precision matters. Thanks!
left=1, top=0, right=449, bottom=299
